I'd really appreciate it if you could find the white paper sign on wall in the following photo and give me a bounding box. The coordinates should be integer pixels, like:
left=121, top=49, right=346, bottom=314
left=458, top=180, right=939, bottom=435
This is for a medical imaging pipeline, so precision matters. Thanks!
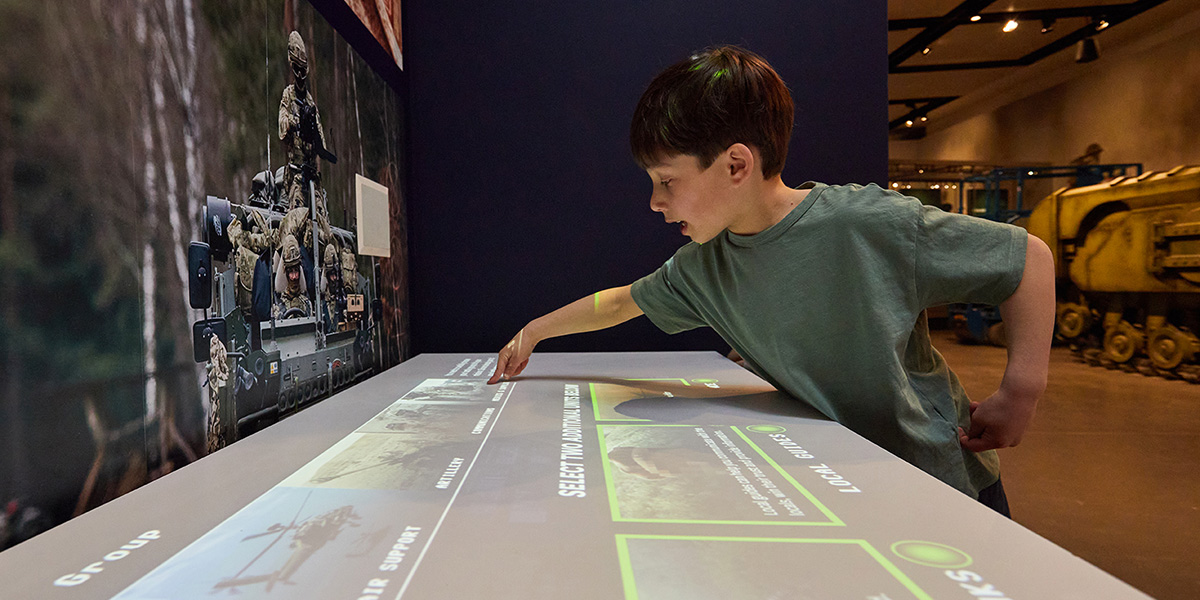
left=355, top=173, right=391, bottom=258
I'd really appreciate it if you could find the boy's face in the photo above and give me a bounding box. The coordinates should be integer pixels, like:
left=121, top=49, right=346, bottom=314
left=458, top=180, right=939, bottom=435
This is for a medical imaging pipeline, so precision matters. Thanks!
left=646, top=153, right=733, bottom=244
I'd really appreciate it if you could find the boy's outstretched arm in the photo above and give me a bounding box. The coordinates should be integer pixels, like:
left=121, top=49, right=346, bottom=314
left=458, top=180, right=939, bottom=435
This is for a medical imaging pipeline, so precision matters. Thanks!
left=959, top=234, right=1056, bottom=452
left=487, top=285, right=644, bottom=384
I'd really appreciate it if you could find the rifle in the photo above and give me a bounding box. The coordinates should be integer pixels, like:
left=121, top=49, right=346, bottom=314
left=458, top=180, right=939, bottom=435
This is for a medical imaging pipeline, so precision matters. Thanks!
left=292, top=96, right=338, bottom=164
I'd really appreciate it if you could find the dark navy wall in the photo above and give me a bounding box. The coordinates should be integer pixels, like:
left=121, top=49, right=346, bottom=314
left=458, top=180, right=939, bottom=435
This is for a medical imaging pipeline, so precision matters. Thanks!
left=404, top=2, right=887, bottom=354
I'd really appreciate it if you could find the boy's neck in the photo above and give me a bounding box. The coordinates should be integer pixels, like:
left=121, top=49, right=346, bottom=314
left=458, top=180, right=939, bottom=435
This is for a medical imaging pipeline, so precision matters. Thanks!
left=726, top=176, right=811, bottom=236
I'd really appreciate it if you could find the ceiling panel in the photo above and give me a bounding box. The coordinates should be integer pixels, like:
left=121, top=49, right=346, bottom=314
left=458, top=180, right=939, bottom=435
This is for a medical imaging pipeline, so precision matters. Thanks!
left=887, top=0, right=1190, bottom=139
left=889, top=67, right=1023, bottom=100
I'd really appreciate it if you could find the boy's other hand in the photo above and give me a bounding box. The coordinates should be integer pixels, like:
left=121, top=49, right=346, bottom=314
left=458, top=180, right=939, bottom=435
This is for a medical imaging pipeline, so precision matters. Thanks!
left=487, top=329, right=533, bottom=384
left=957, top=387, right=1039, bottom=453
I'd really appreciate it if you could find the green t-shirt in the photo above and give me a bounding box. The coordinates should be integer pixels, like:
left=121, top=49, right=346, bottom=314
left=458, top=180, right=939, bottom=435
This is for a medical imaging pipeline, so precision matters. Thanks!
left=630, top=182, right=1028, bottom=498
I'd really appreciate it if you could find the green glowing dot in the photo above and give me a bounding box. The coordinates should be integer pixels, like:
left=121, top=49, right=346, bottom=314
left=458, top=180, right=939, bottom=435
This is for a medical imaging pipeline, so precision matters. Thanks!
left=746, top=425, right=786, bottom=434
left=890, top=541, right=972, bottom=568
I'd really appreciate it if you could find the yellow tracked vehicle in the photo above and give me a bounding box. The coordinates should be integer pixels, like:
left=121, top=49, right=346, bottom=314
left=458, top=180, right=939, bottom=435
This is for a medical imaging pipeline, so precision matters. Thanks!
left=1027, top=165, right=1200, bottom=381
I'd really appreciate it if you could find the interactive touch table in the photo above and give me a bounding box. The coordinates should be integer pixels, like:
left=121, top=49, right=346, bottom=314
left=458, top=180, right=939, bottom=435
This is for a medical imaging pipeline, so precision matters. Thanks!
left=0, top=352, right=1150, bottom=599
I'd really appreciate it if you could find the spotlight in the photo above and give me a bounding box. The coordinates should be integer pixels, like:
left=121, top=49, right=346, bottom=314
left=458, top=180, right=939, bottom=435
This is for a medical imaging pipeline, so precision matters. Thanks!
left=920, top=116, right=928, bottom=122
left=1076, top=37, right=1100, bottom=63
left=970, top=15, right=982, bottom=22
left=1096, top=18, right=1110, bottom=31
left=922, top=47, right=931, bottom=55
left=1003, top=19, right=1019, bottom=33
left=1040, top=19, right=1056, bottom=34
left=906, top=120, right=914, bottom=127
left=892, top=182, right=900, bottom=189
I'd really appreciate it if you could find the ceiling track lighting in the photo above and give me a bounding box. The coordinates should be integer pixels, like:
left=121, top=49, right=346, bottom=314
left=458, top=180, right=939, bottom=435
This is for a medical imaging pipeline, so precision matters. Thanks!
left=1040, top=18, right=1056, bottom=34
left=1003, top=19, right=1019, bottom=33
left=1095, top=17, right=1110, bottom=31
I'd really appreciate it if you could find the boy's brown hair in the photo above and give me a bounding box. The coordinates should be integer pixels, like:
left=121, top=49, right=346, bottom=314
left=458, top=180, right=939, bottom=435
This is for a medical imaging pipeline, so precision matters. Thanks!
left=630, top=46, right=794, bottom=178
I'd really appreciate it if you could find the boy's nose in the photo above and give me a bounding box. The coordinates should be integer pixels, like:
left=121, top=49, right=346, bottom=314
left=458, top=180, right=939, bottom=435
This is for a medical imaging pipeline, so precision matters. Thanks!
left=649, top=193, right=666, bottom=212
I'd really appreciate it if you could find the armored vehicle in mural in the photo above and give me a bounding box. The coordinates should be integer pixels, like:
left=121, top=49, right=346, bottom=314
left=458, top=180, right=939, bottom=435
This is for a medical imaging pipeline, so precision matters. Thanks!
left=1026, top=165, right=1200, bottom=382
left=188, top=168, right=382, bottom=442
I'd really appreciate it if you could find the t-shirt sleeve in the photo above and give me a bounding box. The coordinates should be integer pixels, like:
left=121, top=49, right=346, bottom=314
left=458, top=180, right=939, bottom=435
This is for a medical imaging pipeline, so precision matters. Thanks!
left=915, top=205, right=1028, bottom=307
left=630, top=256, right=707, bottom=334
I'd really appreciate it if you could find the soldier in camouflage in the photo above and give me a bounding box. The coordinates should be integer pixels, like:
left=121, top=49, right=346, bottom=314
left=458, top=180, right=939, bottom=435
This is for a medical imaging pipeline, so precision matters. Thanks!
left=321, top=244, right=345, bottom=331
left=279, top=31, right=329, bottom=211
left=274, top=233, right=312, bottom=319
left=227, top=210, right=275, bottom=319
left=206, top=334, right=229, bottom=454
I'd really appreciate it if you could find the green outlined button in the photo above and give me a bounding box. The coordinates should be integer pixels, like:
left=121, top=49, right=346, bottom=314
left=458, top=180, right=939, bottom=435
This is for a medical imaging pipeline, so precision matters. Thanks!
left=746, top=424, right=787, bottom=434
left=890, top=540, right=973, bottom=568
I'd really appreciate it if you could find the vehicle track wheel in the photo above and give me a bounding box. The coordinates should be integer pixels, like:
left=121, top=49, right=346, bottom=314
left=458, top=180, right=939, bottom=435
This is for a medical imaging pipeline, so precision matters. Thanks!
left=1103, top=321, right=1143, bottom=364
left=1147, top=325, right=1199, bottom=370
left=1056, top=303, right=1092, bottom=340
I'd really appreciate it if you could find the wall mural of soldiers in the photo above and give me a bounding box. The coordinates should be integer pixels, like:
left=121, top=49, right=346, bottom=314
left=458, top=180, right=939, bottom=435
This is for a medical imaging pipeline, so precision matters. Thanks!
left=0, top=2, right=407, bottom=540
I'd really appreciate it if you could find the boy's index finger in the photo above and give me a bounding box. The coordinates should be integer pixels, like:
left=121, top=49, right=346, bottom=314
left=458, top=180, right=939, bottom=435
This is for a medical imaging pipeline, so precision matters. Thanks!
left=487, top=350, right=510, bottom=385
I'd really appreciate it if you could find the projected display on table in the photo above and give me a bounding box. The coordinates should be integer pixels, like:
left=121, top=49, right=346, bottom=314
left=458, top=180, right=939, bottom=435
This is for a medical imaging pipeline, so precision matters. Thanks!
left=8, top=353, right=1148, bottom=600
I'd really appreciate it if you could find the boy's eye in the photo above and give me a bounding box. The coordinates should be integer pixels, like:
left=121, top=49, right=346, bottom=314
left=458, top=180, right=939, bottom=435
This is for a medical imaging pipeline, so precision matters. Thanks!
left=659, top=179, right=672, bottom=188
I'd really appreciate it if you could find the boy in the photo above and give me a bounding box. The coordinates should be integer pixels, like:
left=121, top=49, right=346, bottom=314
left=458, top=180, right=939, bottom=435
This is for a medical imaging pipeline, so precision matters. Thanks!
left=487, top=46, right=1054, bottom=515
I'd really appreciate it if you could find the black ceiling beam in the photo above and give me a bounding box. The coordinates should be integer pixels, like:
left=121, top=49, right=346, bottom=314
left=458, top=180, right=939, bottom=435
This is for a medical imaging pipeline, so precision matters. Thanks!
left=889, top=3, right=1142, bottom=31
left=892, top=0, right=1169, bottom=74
left=889, top=96, right=958, bottom=131
left=889, top=0, right=997, bottom=70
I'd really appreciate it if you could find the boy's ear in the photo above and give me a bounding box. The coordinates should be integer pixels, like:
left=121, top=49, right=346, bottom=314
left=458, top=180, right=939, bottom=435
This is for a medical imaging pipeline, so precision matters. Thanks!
left=724, top=143, right=755, bottom=184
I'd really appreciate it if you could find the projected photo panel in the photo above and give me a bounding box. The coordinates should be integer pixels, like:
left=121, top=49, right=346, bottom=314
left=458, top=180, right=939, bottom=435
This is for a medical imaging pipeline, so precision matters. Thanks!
left=599, top=425, right=840, bottom=525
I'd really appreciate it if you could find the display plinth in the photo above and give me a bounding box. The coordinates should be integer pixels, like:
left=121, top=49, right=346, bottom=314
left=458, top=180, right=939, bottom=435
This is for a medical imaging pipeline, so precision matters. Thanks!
left=0, top=352, right=1150, bottom=599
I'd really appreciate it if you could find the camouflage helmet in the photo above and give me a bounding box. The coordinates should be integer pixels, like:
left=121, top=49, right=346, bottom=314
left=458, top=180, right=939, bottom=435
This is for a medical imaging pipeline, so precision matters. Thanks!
left=288, top=31, right=308, bottom=76
left=282, top=234, right=302, bottom=267
left=323, top=244, right=339, bottom=270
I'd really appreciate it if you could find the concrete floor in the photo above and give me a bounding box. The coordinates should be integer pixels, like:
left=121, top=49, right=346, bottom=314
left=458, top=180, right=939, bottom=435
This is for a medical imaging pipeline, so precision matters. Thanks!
left=932, top=330, right=1200, bottom=600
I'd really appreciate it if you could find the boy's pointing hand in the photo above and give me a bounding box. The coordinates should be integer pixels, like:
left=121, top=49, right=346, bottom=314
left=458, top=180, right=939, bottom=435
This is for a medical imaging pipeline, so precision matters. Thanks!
left=487, top=329, right=533, bottom=384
